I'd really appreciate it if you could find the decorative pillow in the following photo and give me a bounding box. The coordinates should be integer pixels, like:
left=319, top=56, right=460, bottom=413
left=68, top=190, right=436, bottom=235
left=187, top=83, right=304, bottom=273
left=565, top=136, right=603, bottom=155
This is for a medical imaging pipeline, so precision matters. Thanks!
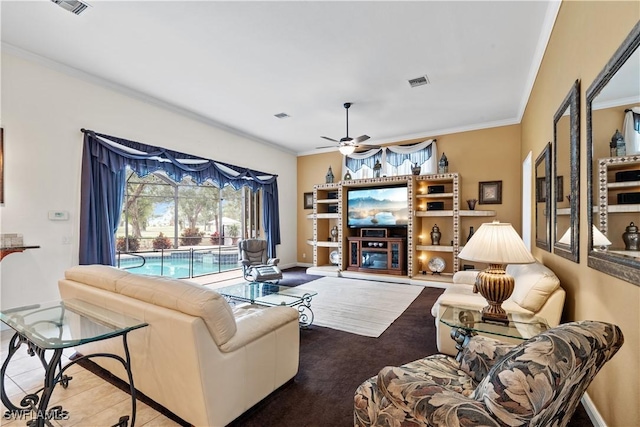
left=507, top=262, right=560, bottom=312
left=459, top=335, right=516, bottom=383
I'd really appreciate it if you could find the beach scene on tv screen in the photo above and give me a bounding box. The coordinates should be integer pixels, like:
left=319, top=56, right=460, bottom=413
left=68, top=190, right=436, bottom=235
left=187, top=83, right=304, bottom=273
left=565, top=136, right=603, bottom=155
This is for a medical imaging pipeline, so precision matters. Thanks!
left=348, top=187, right=409, bottom=227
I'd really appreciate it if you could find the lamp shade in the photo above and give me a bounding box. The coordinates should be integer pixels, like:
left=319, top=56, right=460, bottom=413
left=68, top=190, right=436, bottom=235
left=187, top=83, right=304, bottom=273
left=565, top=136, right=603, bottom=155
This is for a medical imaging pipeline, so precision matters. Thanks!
left=339, top=144, right=356, bottom=156
left=558, top=225, right=611, bottom=247
left=458, top=221, right=535, bottom=264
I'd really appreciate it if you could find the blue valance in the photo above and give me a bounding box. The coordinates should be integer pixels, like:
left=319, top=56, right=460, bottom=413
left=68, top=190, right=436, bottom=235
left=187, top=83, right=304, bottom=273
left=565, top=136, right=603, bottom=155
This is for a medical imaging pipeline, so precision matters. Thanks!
left=386, top=142, right=433, bottom=167
left=79, top=130, right=281, bottom=265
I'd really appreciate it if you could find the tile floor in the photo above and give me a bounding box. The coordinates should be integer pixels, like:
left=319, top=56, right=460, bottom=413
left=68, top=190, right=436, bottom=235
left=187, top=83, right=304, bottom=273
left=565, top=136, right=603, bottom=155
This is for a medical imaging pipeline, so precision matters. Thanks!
left=0, top=329, right=181, bottom=427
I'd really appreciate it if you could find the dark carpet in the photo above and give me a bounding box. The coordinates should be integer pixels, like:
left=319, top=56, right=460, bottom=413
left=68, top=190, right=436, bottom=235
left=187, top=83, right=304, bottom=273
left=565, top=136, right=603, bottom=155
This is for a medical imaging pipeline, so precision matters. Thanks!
left=80, top=267, right=593, bottom=427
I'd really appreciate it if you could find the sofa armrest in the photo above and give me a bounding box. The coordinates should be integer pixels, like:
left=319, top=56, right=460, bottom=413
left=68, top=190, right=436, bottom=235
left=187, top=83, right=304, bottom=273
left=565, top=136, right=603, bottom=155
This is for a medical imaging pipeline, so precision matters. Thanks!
left=376, top=366, right=495, bottom=425
left=459, top=335, right=517, bottom=382
left=452, top=270, right=479, bottom=285
left=268, top=257, right=280, bottom=266
left=219, top=306, right=298, bottom=352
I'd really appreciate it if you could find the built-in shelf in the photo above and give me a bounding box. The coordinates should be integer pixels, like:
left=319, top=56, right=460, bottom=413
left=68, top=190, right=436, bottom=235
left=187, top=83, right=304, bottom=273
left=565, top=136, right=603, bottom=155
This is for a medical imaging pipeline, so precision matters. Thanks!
left=316, top=199, right=339, bottom=204
left=314, top=213, right=340, bottom=219
left=416, top=210, right=454, bottom=217
left=607, top=180, right=640, bottom=189
left=557, top=207, right=571, bottom=216
left=608, top=204, right=640, bottom=213
left=459, top=210, right=496, bottom=217
left=416, top=193, right=454, bottom=199
left=416, top=245, right=454, bottom=252
left=306, top=239, right=340, bottom=247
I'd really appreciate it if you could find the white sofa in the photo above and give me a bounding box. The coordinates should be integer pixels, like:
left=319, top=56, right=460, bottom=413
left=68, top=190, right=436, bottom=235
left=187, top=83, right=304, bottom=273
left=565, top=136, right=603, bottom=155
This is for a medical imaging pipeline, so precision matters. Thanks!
left=431, top=262, right=565, bottom=355
left=58, top=265, right=300, bottom=427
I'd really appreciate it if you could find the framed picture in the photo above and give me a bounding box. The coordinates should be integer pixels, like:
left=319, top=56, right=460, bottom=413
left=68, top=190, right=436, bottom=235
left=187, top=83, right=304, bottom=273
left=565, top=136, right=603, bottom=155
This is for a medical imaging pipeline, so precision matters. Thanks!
left=536, top=176, right=563, bottom=203
left=479, top=181, right=502, bottom=204
left=303, top=192, right=313, bottom=209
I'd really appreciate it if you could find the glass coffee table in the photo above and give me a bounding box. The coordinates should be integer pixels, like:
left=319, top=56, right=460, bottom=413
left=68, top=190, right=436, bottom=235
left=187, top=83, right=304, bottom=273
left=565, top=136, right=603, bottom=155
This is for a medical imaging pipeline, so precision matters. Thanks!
left=439, top=305, right=549, bottom=361
left=216, top=282, right=317, bottom=327
left=0, top=299, right=148, bottom=427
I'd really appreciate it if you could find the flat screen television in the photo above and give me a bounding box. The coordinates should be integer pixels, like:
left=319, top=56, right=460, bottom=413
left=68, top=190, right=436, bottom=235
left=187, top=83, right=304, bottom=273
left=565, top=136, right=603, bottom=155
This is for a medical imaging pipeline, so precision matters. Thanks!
left=347, top=185, right=409, bottom=228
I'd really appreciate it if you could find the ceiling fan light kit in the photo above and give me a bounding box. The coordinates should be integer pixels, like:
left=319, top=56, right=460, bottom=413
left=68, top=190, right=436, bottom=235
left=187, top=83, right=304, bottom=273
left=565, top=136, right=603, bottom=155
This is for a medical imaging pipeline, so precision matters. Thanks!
left=317, top=102, right=378, bottom=155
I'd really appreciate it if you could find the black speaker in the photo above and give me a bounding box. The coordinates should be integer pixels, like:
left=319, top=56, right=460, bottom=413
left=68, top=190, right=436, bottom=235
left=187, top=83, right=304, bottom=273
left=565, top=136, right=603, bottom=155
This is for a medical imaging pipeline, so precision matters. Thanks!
left=328, top=205, right=338, bottom=213
left=427, top=185, right=445, bottom=194
left=327, top=191, right=338, bottom=199
left=615, top=170, right=640, bottom=182
left=617, top=192, right=640, bottom=204
left=427, top=202, right=444, bottom=211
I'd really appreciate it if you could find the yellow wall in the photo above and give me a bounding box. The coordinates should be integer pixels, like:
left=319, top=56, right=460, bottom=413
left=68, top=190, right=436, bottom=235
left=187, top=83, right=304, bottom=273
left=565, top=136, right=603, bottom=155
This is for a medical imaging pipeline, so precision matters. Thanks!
left=522, top=2, right=639, bottom=426
left=297, top=125, right=523, bottom=265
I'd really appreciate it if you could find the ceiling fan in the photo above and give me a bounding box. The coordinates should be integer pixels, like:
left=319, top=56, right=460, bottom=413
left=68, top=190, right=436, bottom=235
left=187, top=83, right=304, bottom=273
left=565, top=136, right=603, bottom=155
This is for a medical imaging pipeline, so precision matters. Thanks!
left=317, top=102, right=379, bottom=155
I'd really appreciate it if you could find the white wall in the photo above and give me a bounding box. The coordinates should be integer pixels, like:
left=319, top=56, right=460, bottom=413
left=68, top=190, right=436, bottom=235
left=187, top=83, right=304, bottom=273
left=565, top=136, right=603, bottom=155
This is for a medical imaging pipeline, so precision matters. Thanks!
left=0, top=52, right=297, bottom=310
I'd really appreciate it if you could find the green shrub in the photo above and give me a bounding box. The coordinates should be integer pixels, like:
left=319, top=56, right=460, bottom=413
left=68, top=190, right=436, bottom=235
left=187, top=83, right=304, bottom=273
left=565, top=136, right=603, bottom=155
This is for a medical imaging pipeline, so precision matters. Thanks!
left=152, top=232, right=173, bottom=250
left=179, top=228, right=205, bottom=246
left=117, top=235, right=140, bottom=252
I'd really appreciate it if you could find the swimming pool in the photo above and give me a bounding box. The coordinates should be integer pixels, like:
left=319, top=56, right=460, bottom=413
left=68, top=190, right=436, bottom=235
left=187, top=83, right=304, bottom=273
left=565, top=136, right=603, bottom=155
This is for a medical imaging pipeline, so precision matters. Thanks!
left=119, top=251, right=239, bottom=279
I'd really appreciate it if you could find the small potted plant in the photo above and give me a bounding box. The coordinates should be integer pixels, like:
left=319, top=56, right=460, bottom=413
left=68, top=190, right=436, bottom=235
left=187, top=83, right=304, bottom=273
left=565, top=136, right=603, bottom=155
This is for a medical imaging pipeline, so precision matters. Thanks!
left=179, top=228, right=204, bottom=246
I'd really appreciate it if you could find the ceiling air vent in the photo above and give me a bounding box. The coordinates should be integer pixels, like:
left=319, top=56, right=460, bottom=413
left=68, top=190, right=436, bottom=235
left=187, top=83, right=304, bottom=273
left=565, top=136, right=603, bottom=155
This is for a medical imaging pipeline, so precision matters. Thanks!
left=274, top=113, right=290, bottom=119
left=408, top=75, right=430, bottom=88
left=50, top=0, right=91, bottom=15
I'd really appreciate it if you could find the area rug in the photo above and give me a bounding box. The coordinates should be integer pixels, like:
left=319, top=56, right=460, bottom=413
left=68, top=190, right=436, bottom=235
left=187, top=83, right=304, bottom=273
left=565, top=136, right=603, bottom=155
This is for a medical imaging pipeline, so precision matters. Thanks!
left=296, top=276, right=423, bottom=337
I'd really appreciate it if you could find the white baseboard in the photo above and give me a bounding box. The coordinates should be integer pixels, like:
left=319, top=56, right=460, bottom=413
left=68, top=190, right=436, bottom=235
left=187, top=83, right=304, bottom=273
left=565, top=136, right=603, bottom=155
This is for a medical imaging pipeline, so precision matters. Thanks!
left=295, top=262, right=314, bottom=268
left=582, top=392, right=606, bottom=427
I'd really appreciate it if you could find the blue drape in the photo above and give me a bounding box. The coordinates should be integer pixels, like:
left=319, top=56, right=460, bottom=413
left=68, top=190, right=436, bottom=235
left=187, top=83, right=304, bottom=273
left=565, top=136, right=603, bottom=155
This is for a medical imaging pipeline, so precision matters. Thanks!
left=79, top=137, right=126, bottom=265
left=79, top=130, right=281, bottom=264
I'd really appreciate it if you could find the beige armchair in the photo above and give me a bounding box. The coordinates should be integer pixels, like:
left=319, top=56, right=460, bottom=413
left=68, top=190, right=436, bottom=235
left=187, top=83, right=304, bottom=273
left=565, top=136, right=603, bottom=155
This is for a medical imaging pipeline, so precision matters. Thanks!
left=354, top=320, right=624, bottom=427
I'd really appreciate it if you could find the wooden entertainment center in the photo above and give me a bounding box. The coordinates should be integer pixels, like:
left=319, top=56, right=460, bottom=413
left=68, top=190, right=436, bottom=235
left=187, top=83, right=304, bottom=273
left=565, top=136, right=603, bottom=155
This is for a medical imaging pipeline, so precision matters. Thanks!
left=346, top=229, right=406, bottom=275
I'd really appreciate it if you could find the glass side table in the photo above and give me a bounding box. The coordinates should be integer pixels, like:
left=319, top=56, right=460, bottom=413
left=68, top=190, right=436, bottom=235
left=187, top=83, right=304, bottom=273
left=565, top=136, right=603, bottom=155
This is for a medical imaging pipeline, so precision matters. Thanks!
left=439, top=305, right=549, bottom=361
left=0, top=299, right=148, bottom=427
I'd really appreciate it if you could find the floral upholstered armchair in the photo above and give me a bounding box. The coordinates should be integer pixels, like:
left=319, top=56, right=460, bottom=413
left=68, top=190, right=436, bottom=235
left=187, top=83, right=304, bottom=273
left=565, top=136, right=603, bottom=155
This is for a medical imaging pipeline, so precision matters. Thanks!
left=354, top=321, right=623, bottom=427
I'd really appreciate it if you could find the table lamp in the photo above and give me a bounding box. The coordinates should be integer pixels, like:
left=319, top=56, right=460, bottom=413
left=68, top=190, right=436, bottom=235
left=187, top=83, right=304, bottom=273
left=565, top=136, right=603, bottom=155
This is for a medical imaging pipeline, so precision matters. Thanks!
left=458, top=221, right=535, bottom=323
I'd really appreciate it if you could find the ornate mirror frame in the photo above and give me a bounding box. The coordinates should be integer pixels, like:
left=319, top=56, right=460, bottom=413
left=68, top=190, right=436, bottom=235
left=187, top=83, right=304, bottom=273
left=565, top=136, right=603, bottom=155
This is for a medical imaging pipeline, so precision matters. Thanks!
left=553, top=80, right=580, bottom=262
left=587, top=22, right=640, bottom=285
left=535, top=142, right=552, bottom=251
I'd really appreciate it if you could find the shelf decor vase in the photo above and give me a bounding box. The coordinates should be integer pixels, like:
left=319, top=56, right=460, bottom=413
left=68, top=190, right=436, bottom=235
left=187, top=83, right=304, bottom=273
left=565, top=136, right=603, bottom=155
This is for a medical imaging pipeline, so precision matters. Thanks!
left=622, top=222, right=639, bottom=251
left=466, top=199, right=477, bottom=210
left=330, top=225, right=339, bottom=242
left=411, top=163, right=421, bottom=175
left=430, top=224, right=441, bottom=245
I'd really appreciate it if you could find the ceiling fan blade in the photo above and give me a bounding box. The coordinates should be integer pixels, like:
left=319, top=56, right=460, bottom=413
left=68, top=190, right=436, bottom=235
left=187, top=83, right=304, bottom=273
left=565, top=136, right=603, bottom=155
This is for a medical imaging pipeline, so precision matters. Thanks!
left=356, top=144, right=381, bottom=150
left=354, top=135, right=370, bottom=143
left=321, top=136, right=338, bottom=142
left=316, top=144, right=339, bottom=149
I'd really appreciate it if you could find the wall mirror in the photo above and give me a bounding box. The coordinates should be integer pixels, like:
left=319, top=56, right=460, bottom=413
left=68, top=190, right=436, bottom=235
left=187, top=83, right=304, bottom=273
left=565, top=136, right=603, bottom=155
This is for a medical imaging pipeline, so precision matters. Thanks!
left=535, top=142, right=551, bottom=251
left=553, top=80, right=580, bottom=262
left=587, top=21, right=640, bottom=285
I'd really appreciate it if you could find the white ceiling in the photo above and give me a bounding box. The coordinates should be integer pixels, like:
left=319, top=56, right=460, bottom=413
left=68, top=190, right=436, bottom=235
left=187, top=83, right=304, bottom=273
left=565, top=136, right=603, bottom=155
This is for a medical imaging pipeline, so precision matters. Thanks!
left=1, top=1, right=560, bottom=155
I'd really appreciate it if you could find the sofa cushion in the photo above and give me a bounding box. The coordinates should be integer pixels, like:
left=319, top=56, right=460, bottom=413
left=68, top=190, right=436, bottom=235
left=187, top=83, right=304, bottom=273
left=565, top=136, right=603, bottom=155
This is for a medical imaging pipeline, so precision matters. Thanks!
left=115, top=273, right=237, bottom=346
left=64, top=264, right=130, bottom=292
left=506, top=262, right=560, bottom=312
